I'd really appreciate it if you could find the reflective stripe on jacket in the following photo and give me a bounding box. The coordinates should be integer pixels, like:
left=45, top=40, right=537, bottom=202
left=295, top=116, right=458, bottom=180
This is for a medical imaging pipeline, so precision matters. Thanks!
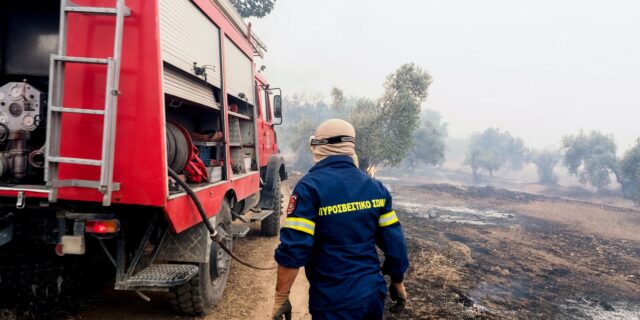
left=274, top=155, right=409, bottom=311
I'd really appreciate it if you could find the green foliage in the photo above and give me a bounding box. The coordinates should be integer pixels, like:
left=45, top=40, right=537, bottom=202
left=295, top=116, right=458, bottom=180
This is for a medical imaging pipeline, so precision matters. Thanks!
left=349, top=98, right=382, bottom=169
left=381, top=64, right=432, bottom=104
left=619, top=139, right=640, bottom=204
left=353, top=63, right=433, bottom=167
left=464, top=128, right=529, bottom=179
left=276, top=63, right=437, bottom=171
left=531, top=149, right=560, bottom=185
left=561, top=130, right=618, bottom=191
left=405, top=110, right=447, bottom=169
left=229, top=0, right=276, bottom=18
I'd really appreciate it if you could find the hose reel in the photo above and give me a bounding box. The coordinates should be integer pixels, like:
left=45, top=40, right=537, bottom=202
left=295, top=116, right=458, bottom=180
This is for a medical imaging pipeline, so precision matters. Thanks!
left=166, top=122, right=191, bottom=173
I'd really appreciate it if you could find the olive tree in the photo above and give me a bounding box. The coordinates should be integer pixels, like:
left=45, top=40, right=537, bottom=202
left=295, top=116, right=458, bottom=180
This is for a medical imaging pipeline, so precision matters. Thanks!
left=620, top=139, right=640, bottom=204
left=561, top=130, right=618, bottom=192
left=531, top=149, right=561, bottom=185
left=405, top=110, right=447, bottom=169
left=464, top=128, right=529, bottom=180
left=352, top=63, right=433, bottom=169
left=277, top=64, right=435, bottom=172
left=230, top=0, right=276, bottom=18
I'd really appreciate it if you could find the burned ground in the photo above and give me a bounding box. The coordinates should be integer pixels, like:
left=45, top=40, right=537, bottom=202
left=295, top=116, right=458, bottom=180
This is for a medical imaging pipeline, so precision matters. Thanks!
left=3, top=181, right=640, bottom=320
left=387, top=183, right=640, bottom=320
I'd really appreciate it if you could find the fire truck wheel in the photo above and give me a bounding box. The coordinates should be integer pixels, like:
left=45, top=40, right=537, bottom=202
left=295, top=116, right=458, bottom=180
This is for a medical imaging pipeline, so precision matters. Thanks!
left=169, top=201, right=232, bottom=315
left=260, top=175, right=282, bottom=237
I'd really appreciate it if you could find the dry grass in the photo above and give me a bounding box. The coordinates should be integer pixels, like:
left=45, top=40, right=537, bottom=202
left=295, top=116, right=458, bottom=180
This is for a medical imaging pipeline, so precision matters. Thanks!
left=412, top=249, right=464, bottom=289
left=507, top=200, right=640, bottom=242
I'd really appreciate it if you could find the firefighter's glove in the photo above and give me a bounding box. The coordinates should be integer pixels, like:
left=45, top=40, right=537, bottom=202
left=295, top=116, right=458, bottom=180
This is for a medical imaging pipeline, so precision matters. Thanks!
left=389, top=282, right=407, bottom=313
left=272, top=290, right=292, bottom=320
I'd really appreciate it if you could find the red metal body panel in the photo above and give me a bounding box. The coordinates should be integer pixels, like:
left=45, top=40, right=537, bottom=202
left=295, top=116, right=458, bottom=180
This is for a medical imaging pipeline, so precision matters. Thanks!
left=0, top=188, right=49, bottom=200
left=59, top=0, right=167, bottom=206
left=0, top=0, right=278, bottom=234
left=255, top=78, right=279, bottom=167
left=166, top=173, right=260, bottom=233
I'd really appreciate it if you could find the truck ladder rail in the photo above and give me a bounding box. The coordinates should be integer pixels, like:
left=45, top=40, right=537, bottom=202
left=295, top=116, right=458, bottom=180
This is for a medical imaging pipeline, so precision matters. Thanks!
left=45, top=0, right=131, bottom=206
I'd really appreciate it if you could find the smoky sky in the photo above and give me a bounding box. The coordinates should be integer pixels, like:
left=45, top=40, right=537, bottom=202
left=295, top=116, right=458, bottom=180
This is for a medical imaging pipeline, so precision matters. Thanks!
left=250, top=0, right=640, bottom=151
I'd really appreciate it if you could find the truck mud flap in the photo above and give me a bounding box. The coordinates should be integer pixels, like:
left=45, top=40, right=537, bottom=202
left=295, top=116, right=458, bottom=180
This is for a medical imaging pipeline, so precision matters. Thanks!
left=259, top=155, right=286, bottom=210
left=0, top=219, right=12, bottom=247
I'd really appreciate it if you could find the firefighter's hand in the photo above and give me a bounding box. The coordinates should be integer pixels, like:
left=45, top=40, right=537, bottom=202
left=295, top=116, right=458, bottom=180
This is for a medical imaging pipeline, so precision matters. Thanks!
left=389, top=282, right=407, bottom=313
left=272, top=290, right=292, bottom=320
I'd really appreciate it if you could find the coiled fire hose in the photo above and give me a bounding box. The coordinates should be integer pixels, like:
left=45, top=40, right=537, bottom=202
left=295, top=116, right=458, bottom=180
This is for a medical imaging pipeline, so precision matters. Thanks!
left=168, top=168, right=277, bottom=271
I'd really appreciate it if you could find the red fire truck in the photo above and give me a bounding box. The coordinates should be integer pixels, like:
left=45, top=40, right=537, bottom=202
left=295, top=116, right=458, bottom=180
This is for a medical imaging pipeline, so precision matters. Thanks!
left=0, top=0, right=286, bottom=315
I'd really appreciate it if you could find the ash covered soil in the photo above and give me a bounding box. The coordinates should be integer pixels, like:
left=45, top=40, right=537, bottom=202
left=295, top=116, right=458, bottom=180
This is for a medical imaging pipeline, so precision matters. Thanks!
left=387, top=182, right=640, bottom=320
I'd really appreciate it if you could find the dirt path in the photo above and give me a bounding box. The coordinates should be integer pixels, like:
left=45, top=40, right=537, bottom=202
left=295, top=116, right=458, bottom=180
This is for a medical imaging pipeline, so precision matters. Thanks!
left=76, top=182, right=310, bottom=320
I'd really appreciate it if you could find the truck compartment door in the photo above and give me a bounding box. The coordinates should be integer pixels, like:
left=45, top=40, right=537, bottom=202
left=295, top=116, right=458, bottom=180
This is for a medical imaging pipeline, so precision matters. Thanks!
left=159, top=0, right=221, bottom=106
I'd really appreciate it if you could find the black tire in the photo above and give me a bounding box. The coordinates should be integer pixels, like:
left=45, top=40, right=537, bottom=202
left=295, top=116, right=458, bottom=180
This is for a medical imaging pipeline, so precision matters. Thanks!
left=169, top=201, right=233, bottom=316
left=260, top=175, right=283, bottom=237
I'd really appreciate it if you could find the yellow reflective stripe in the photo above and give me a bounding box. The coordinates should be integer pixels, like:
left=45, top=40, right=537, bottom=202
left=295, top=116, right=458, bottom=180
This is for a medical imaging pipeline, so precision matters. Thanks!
left=284, top=217, right=315, bottom=236
left=379, top=210, right=399, bottom=227
left=284, top=225, right=315, bottom=236
left=285, top=217, right=316, bottom=227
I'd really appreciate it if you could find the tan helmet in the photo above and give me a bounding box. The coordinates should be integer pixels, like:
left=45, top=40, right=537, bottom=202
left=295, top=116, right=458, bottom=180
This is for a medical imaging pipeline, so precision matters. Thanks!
left=310, top=119, right=357, bottom=165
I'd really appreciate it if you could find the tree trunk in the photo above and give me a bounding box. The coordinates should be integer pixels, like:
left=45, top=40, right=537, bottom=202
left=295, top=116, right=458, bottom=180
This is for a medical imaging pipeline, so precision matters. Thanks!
left=611, top=166, right=631, bottom=197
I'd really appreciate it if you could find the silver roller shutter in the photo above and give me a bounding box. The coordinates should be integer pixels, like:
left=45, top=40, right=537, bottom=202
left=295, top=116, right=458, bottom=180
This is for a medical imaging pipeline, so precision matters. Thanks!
left=224, top=36, right=253, bottom=103
left=160, top=0, right=221, bottom=107
left=163, top=67, right=219, bottom=109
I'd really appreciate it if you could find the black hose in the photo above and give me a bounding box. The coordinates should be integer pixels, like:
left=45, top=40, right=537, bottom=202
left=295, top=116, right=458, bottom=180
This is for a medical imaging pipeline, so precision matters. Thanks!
left=168, top=168, right=277, bottom=271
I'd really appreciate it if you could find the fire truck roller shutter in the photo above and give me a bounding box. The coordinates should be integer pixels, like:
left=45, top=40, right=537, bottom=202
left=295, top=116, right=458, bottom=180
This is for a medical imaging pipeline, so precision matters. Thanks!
left=159, top=0, right=221, bottom=107
left=224, top=36, right=253, bottom=103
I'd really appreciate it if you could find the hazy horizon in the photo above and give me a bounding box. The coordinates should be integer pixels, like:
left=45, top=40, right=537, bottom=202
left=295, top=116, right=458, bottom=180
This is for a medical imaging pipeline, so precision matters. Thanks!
left=250, top=0, right=639, bottom=151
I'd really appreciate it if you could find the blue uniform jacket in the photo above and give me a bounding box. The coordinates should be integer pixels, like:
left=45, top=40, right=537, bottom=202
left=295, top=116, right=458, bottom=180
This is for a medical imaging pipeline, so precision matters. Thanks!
left=275, top=155, right=409, bottom=311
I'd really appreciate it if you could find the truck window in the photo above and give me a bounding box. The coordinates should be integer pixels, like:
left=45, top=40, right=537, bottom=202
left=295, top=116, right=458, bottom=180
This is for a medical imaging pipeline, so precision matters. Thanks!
left=264, top=90, right=272, bottom=122
left=258, top=86, right=268, bottom=121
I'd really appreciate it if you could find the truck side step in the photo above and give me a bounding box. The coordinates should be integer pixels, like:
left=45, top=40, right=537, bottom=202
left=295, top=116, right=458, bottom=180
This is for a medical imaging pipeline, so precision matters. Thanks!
left=230, top=224, right=250, bottom=238
left=250, top=210, right=274, bottom=222
left=121, top=264, right=198, bottom=288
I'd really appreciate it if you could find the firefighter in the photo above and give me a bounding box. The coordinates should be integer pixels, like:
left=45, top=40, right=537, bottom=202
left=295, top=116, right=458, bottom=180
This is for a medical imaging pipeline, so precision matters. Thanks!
left=271, top=119, right=409, bottom=320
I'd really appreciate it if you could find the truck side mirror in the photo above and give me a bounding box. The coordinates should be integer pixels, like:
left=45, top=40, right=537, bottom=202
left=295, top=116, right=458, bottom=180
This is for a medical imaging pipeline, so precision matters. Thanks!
left=273, top=95, right=283, bottom=125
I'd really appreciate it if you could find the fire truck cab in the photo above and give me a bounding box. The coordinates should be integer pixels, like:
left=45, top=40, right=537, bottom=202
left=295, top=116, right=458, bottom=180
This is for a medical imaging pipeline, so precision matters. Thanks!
left=0, top=0, right=286, bottom=314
